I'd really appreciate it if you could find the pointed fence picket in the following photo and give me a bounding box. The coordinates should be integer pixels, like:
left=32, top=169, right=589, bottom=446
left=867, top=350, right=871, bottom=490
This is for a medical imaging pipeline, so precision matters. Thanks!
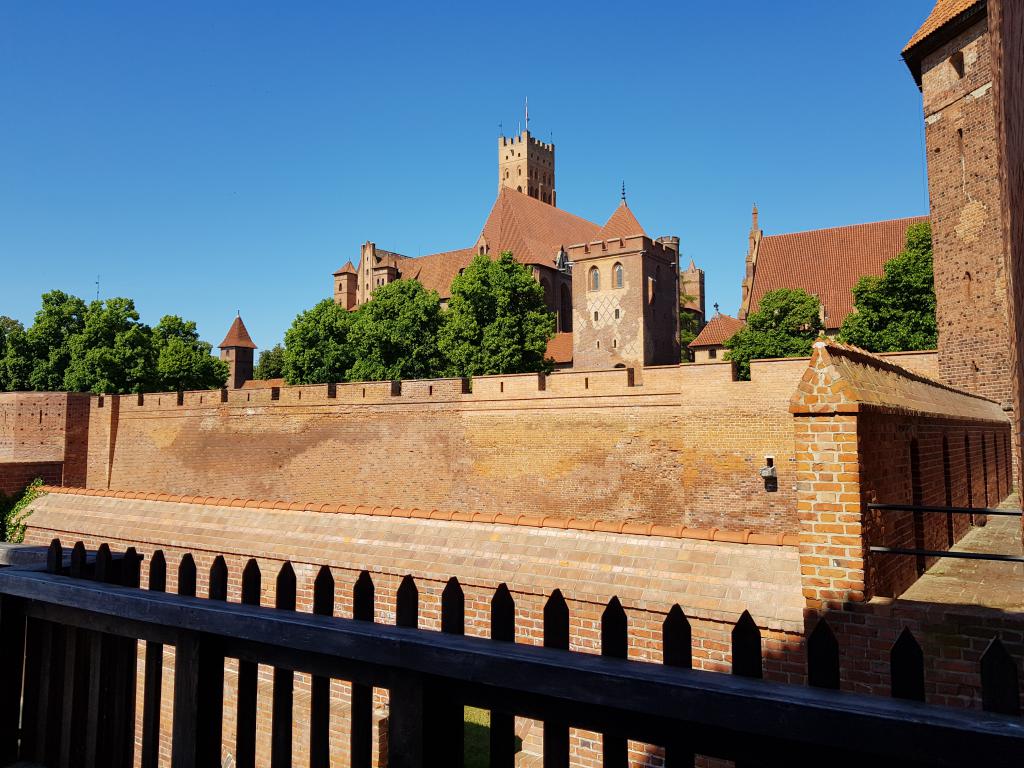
left=0, top=538, right=1020, bottom=768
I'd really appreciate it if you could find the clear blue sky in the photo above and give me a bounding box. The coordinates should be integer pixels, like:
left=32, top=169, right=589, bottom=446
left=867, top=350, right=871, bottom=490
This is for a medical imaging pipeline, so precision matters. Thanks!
left=1, top=1, right=935, bottom=351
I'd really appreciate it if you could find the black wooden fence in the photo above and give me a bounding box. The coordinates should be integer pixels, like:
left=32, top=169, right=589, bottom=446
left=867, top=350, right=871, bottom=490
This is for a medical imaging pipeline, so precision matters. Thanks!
left=0, top=540, right=1021, bottom=768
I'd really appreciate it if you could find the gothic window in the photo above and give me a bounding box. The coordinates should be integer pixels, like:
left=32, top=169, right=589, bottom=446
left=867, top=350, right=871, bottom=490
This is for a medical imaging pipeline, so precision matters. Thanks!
left=589, top=267, right=600, bottom=291
left=613, top=262, right=623, bottom=288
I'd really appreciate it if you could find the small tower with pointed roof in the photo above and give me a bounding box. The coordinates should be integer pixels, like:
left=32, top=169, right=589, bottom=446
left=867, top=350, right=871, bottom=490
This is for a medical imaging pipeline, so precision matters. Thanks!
left=334, top=260, right=358, bottom=310
left=569, top=196, right=680, bottom=369
left=219, top=315, right=257, bottom=389
left=680, top=256, right=705, bottom=323
left=739, top=204, right=763, bottom=318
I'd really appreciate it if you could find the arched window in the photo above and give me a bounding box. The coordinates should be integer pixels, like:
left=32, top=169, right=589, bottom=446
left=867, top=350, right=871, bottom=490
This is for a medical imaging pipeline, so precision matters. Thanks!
left=589, top=267, right=600, bottom=291
left=613, top=262, right=623, bottom=288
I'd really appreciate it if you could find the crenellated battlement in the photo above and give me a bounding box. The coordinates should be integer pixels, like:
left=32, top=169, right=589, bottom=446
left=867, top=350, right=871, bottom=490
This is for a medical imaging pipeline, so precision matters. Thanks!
left=498, top=131, right=554, bottom=152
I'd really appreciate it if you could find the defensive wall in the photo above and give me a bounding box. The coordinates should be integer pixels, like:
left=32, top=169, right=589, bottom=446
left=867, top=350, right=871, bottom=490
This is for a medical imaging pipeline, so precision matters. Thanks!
left=8, top=344, right=1019, bottom=766
left=0, top=391, right=89, bottom=494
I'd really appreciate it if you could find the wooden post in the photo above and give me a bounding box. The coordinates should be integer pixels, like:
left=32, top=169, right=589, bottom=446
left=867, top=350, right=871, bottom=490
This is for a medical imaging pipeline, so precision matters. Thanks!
left=388, top=673, right=425, bottom=768
left=171, top=631, right=223, bottom=768
left=351, top=571, right=375, bottom=768
left=0, top=595, right=27, bottom=765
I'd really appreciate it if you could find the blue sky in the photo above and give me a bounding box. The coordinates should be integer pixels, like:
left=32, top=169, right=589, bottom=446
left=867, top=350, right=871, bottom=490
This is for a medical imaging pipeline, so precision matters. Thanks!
left=1, top=1, right=935, bottom=351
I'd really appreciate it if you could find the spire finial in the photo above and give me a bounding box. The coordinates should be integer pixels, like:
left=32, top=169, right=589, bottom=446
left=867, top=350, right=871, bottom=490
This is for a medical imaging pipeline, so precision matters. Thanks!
left=621, top=180, right=626, bottom=202
left=525, top=97, right=529, bottom=132
left=751, top=203, right=759, bottom=231
left=237, top=309, right=240, bottom=317
left=714, top=302, right=720, bottom=315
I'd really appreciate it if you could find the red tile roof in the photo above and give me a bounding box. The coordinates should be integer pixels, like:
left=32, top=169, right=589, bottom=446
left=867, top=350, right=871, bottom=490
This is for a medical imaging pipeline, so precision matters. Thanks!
left=689, top=314, right=745, bottom=349
left=545, top=332, right=573, bottom=364
left=904, top=0, right=983, bottom=53
left=597, top=201, right=646, bottom=240
left=334, top=261, right=356, bottom=275
left=746, top=216, right=928, bottom=329
left=218, top=316, right=257, bottom=349
left=396, top=248, right=477, bottom=298
left=479, top=187, right=601, bottom=268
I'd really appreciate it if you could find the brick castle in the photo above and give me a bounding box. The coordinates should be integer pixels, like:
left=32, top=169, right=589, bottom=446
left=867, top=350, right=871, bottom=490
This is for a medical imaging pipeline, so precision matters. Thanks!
left=1, top=3, right=1022, bottom=767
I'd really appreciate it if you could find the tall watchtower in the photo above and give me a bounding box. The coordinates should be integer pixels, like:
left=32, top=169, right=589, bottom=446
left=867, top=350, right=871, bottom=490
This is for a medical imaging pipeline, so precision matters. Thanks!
left=218, top=315, right=257, bottom=389
left=498, top=130, right=556, bottom=206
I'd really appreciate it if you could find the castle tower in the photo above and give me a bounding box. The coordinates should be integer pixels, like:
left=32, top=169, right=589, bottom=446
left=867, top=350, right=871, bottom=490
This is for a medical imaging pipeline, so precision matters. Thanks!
left=333, top=261, right=357, bottom=310
left=218, top=315, right=257, bottom=389
left=499, top=130, right=556, bottom=206
left=680, top=255, right=706, bottom=322
left=569, top=200, right=680, bottom=369
left=903, top=3, right=1009, bottom=407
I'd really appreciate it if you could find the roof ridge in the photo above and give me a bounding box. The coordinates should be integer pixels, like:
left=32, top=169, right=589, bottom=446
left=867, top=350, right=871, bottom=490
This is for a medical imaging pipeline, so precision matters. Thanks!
left=762, top=215, right=928, bottom=240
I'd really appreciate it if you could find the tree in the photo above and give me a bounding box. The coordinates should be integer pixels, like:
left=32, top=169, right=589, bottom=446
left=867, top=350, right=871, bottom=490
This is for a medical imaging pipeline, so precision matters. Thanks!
left=724, top=288, right=822, bottom=379
left=22, top=291, right=88, bottom=391
left=679, top=291, right=702, bottom=359
left=152, top=315, right=228, bottom=391
left=347, top=280, right=444, bottom=381
left=63, top=298, right=155, bottom=394
left=282, top=300, right=357, bottom=384
left=839, top=222, right=937, bottom=352
left=254, top=343, right=286, bottom=380
left=439, top=252, right=555, bottom=376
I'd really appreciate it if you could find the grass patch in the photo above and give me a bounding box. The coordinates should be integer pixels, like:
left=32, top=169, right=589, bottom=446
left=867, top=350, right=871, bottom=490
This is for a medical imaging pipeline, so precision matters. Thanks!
left=465, top=706, right=521, bottom=767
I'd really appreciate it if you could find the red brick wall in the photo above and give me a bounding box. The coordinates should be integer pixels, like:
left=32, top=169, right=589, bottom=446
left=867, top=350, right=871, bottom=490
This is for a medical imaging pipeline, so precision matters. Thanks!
left=81, top=363, right=809, bottom=535
left=0, top=462, right=62, bottom=496
left=990, top=0, right=1024, bottom=541
left=920, top=18, right=1011, bottom=409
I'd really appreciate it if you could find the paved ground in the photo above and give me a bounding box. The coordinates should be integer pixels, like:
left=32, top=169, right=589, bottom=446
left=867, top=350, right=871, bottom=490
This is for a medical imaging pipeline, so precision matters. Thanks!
left=899, top=493, right=1024, bottom=611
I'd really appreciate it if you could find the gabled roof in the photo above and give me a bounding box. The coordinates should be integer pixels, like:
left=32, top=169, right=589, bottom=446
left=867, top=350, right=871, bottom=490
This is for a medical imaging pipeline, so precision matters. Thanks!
left=745, top=216, right=928, bottom=329
left=479, top=187, right=600, bottom=267
left=902, top=1, right=986, bottom=83
left=398, top=248, right=477, bottom=298
left=218, top=316, right=257, bottom=350
left=596, top=201, right=646, bottom=240
left=689, top=314, right=744, bottom=349
left=334, top=261, right=356, bottom=276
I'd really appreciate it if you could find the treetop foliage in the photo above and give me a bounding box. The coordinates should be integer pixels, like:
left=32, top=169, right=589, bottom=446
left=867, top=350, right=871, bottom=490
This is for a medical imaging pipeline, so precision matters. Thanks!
left=440, top=252, right=555, bottom=376
left=839, top=222, right=937, bottom=352
left=0, top=292, right=226, bottom=394
left=724, top=288, right=823, bottom=379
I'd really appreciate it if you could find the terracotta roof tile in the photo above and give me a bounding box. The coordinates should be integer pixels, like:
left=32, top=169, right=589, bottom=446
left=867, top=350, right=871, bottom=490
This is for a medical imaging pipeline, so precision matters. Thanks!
left=904, top=0, right=983, bottom=53
left=689, top=314, right=745, bottom=349
left=746, top=216, right=928, bottom=329
left=334, top=260, right=356, bottom=276
left=479, top=187, right=601, bottom=269
left=596, top=201, right=646, bottom=240
left=397, top=248, right=476, bottom=299
left=218, top=316, right=257, bottom=349
left=545, top=332, right=573, bottom=364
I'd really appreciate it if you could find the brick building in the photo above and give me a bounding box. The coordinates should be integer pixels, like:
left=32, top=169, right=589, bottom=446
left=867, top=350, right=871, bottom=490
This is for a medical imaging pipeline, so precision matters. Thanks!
left=332, top=128, right=700, bottom=369
left=688, top=309, right=744, bottom=363
left=902, top=0, right=1011, bottom=410
left=218, top=314, right=257, bottom=389
left=738, top=206, right=928, bottom=332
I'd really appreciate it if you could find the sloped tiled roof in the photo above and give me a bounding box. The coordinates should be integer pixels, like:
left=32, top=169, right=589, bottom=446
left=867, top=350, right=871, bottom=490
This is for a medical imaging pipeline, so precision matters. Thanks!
left=480, top=187, right=601, bottom=267
left=334, top=261, right=356, bottom=276
left=398, top=248, right=477, bottom=298
left=545, top=332, right=573, bottom=364
left=596, top=201, right=646, bottom=240
left=904, top=0, right=983, bottom=53
left=218, top=316, right=257, bottom=349
left=747, top=216, right=928, bottom=329
left=689, top=314, right=745, bottom=349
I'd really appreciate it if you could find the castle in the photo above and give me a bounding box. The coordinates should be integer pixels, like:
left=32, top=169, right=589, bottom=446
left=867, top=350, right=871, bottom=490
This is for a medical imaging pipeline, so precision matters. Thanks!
left=331, top=128, right=702, bottom=371
left=0, top=4, right=1022, bottom=766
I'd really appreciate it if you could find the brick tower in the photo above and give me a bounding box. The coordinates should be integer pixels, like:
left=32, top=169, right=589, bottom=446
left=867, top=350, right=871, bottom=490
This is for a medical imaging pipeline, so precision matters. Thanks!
left=499, top=129, right=555, bottom=206
left=680, top=255, right=706, bottom=323
left=218, top=315, right=257, bottom=389
left=903, top=1, right=1011, bottom=409
left=333, top=261, right=357, bottom=310
left=569, top=200, right=680, bottom=369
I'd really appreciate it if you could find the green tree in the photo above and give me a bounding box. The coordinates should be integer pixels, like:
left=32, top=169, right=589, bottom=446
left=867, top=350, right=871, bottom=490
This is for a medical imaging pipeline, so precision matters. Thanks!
left=152, top=315, right=228, bottom=391
left=63, top=298, right=155, bottom=393
left=22, top=291, right=88, bottom=391
left=0, top=327, right=33, bottom=391
left=439, top=252, right=555, bottom=376
left=347, top=280, right=444, bottom=381
left=724, top=288, right=822, bottom=379
left=839, top=222, right=937, bottom=352
left=282, top=300, right=357, bottom=384
left=254, top=343, right=286, bottom=380
left=679, top=291, right=702, bottom=359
